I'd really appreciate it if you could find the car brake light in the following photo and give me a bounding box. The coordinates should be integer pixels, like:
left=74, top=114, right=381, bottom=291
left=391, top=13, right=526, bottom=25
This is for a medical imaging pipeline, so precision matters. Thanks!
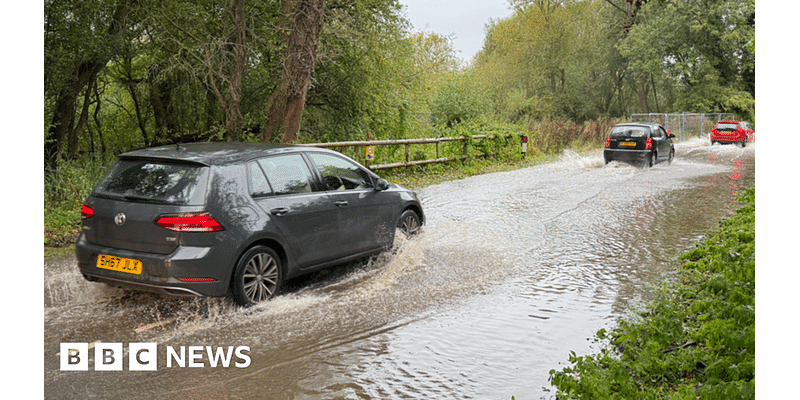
left=81, top=203, right=94, bottom=219
left=605, top=138, right=611, bottom=148
left=645, top=138, right=653, bottom=150
left=155, top=212, right=224, bottom=232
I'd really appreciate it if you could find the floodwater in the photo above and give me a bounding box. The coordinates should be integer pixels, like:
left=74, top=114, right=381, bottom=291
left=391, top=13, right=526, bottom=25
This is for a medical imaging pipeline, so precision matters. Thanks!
left=44, top=139, right=754, bottom=399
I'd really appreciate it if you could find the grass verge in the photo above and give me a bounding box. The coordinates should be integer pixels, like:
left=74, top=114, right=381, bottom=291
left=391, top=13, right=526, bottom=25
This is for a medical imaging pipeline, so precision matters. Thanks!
left=548, top=187, right=755, bottom=399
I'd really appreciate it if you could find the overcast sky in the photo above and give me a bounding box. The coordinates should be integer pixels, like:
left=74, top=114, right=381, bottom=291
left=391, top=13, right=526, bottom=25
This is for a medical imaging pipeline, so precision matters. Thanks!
left=399, top=0, right=514, bottom=64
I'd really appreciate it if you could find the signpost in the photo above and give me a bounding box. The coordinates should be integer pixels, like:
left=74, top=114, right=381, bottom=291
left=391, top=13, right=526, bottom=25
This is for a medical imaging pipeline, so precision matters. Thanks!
left=521, top=136, right=528, bottom=159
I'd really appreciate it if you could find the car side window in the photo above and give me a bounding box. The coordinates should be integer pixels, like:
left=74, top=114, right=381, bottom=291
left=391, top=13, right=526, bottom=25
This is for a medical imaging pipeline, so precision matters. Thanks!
left=651, top=128, right=662, bottom=139
left=308, top=153, right=374, bottom=191
left=255, top=154, right=313, bottom=196
left=248, top=161, right=273, bottom=197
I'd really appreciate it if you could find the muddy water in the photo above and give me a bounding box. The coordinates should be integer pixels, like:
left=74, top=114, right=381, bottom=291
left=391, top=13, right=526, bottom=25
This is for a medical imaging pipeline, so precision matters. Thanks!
left=44, top=139, right=754, bottom=399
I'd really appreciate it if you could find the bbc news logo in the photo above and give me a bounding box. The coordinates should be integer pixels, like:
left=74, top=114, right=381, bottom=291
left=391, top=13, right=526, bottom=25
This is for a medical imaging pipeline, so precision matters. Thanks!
left=60, top=343, right=251, bottom=371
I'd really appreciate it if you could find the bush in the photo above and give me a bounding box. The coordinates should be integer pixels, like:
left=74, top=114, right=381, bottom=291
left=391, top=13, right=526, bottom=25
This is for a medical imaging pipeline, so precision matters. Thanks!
left=431, top=72, right=494, bottom=127
left=44, top=154, right=117, bottom=246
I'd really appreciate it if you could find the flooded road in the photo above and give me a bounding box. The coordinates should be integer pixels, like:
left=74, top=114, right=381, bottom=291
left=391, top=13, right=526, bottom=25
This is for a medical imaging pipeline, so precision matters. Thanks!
left=44, top=139, right=754, bottom=399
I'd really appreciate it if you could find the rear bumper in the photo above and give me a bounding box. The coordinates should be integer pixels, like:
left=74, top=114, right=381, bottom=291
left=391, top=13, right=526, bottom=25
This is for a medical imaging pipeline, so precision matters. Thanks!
left=604, top=148, right=652, bottom=163
left=710, top=134, right=745, bottom=144
left=75, top=233, right=231, bottom=297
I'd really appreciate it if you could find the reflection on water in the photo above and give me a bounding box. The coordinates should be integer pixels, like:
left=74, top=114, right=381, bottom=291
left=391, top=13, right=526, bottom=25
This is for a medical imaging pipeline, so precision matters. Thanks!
left=44, top=140, right=754, bottom=399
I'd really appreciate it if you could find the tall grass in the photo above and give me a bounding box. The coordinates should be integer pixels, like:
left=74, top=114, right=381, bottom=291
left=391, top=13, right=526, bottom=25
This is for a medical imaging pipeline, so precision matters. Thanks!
left=44, top=154, right=117, bottom=245
left=527, top=117, right=622, bottom=154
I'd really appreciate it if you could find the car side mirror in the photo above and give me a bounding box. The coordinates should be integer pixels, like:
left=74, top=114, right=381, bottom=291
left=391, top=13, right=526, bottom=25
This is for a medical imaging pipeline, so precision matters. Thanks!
left=375, top=178, right=391, bottom=191
left=669, top=133, right=676, bottom=138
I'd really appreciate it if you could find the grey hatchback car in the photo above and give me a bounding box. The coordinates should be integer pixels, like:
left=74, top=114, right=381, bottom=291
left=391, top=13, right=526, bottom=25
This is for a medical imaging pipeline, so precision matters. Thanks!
left=76, top=142, right=424, bottom=306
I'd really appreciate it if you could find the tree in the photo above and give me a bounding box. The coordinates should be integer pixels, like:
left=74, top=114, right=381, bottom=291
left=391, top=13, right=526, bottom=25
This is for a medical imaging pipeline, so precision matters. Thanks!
left=410, top=32, right=460, bottom=85
left=475, top=0, right=627, bottom=121
left=294, top=0, right=420, bottom=142
left=603, top=0, right=651, bottom=113
left=262, top=0, right=326, bottom=143
left=149, top=0, right=251, bottom=142
left=45, top=0, right=136, bottom=167
left=431, top=70, right=494, bottom=127
left=407, top=32, right=461, bottom=114
left=618, top=0, right=755, bottom=118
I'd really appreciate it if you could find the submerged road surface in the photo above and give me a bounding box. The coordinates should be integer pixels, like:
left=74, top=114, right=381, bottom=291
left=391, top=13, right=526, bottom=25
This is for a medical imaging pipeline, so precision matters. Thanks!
left=45, top=139, right=754, bottom=399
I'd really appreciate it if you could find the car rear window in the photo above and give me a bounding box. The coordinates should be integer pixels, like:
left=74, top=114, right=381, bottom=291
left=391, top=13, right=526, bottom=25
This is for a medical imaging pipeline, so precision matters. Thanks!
left=94, top=160, right=208, bottom=205
left=715, top=123, right=738, bottom=131
left=609, top=126, right=648, bottom=138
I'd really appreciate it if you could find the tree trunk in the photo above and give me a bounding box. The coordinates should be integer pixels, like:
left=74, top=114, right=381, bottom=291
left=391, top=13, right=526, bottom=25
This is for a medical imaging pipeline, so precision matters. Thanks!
left=120, top=57, right=150, bottom=146
left=636, top=69, right=650, bottom=114
left=606, top=0, right=649, bottom=113
left=46, top=60, right=105, bottom=167
left=91, top=80, right=107, bottom=155
left=147, top=63, right=173, bottom=141
left=72, top=76, right=95, bottom=156
left=45, top=2, right=133, bottom=168
left=226, top=0, right=247, bottom=142
left=262, top=0, right=326, bottom=143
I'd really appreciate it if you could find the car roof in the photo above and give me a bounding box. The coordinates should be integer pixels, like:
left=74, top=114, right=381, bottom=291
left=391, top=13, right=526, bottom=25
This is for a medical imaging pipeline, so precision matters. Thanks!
left=613, top=122, right=662, bottom=130
left=118, top=142, right=336, bottom=166
left=717, top=120, right=746, bottom=124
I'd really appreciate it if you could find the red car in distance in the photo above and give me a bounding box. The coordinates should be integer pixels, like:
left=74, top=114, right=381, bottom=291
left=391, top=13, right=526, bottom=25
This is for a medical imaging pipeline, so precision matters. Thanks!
left=710, top=120, right=755, bottom=147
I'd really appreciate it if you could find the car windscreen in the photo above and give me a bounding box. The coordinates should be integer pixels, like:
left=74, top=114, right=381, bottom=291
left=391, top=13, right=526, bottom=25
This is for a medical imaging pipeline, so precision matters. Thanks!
left=93, top=160, right=209, bottom=205
left=715, top=123, right=738, bottom=131
left=609, top=126, right=648, bottom=138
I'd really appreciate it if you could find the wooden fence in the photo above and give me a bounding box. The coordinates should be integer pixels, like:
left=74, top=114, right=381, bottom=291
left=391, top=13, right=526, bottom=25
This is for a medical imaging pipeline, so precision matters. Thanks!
left=303, top=134, right=521, bottom=171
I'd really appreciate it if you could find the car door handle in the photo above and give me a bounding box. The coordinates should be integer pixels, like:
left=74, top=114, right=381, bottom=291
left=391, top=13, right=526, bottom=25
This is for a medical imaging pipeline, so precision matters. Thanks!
left=270, top=207, right=289, bottom=216
left=334, top=201, right=348, bottom=207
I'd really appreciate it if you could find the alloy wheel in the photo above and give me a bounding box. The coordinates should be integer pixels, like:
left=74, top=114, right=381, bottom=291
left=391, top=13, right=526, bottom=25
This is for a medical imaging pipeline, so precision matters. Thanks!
left=399, top=210, right=421, bottom=236
left=241, top=251, right=279, bottom=304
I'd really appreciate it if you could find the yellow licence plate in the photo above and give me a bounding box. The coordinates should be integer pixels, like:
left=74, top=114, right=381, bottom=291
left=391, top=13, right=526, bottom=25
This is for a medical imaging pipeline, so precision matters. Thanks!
left=97, top=254, right=143, bottom=275
left=620, top=141, right=637, bottom=147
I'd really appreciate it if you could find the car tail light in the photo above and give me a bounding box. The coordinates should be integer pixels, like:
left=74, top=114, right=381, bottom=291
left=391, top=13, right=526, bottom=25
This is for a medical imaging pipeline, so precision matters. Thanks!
left=81, top=203, right=94, bottom=219
left=605, top=138, right=611, bottom=148
left=645, top=138, right=653, bottom=150
left=155, top=212, right=224, bottom=232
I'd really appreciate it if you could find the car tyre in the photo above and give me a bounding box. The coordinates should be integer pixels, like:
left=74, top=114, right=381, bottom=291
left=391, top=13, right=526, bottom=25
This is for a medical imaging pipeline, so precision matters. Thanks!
left=398, top=209, right=421, bottom=237
left=232, top=246, right=283, bottom=306
left=667, top=148, right=675, bottom=164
